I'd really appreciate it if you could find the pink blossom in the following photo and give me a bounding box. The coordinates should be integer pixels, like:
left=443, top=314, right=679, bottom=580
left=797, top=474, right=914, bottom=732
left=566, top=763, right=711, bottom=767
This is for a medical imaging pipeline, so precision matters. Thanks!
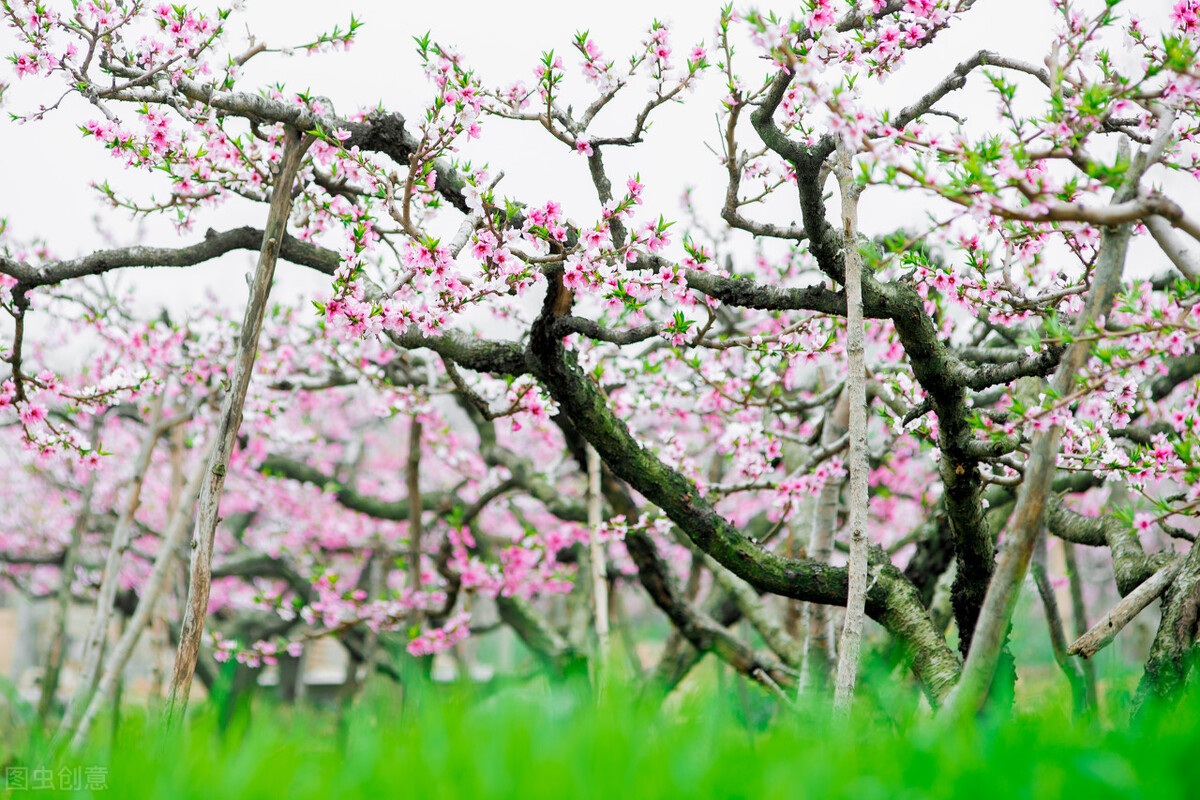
left=810, top=2, right=835, bottom=30
left=1174, top=0, right=1200, bottom=33
left=904, top=0, right=938, bottom=18
left=15, top=54, right=37, bottom=77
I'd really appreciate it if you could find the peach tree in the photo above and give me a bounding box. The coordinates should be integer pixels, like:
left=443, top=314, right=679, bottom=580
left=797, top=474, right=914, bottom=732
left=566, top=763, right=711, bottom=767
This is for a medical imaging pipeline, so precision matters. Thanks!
left=2, top=0, right=1199, bottom=741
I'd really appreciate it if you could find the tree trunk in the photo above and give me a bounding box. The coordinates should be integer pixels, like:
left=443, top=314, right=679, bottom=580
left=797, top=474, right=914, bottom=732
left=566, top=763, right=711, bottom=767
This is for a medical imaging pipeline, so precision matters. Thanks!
left=406, top=415, right=424, bottom=599
left=55, top=399, right=177, bottom=748
left=942, top=186, right=1134, bottom=719
left=586, top=443, right=611, bottom=690
left=832, top=141, right=869, bottom=717
left=942, top=116, right=1174, bottom=719
left=38, top=424, right=101, bottom=724
left=70, top=441, right=210, bottom=750
left=1133, top=542, right=1200, bottom=717
left=164, top=127, right=313, bottom=722
left=800, top=387, right=847, bottom=696
left=1061, top=541, right=1098, bottom=709
left=1029, top=526, right=1089, bottom=715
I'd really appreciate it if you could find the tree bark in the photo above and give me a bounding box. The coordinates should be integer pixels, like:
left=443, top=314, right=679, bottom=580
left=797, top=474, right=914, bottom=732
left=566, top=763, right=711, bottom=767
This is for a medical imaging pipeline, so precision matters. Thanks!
left=38, top=420, right=103, bottom=724
left=942, top=112, right=1174, bottom=719
left=678, top=534, right=801, bottom=668
left=164, top=127, right=313, bottom=722
left=800, top=387, right=846, bottom=695
left=529, top=279, right=961, bottom=704
left=1061, top=541, right=1098, bottom=709
left=941, top=191, right=1134, bottom=719
left=833, top=142, right=869, bottom=717
left=1133, top=543, right=1200, bottom=716
left=1029, top=527, right=1089, bottom=714
left=586, top=443, right=611, bottom=689
left=354, top=552, right=387, bottom=693
left=406, top=414, right=424, bottom=621
left=55, top=399, right=177, bottom=748
left=1070, top=557, right=1184, bottom=660
left=71, top=442, right=210, bottom=750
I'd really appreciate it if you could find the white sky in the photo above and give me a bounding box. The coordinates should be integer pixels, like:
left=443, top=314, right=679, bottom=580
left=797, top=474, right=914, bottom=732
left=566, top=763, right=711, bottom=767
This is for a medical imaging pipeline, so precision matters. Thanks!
left=0, top=0, right=1183, bottom=319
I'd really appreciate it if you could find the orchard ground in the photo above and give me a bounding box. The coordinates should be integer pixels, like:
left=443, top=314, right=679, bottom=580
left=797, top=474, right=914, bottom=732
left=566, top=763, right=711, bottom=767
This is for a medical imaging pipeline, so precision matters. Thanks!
left=4, top=654, right=1200, bottom=800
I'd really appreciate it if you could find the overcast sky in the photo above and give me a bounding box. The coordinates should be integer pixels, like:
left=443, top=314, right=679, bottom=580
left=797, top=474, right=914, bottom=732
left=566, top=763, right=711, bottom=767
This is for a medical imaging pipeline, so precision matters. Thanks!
left=0, top=0, right=1182, bottom=319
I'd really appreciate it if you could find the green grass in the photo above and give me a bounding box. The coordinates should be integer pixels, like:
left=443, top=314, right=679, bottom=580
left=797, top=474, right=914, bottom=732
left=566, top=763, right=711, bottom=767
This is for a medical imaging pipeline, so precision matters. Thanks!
left=3, top=665, right=1198, bottom=800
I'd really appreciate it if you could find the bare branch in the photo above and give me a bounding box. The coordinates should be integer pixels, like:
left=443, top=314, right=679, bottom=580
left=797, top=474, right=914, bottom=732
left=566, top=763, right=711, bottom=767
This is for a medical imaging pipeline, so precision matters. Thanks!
left=1146, top=215, right=1200, bottom=281
left=0, top=226, right=340, bottom=290
left=552, top=315, right=659, bottom=345
left=1069, top=557, right=1184, bottom=659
